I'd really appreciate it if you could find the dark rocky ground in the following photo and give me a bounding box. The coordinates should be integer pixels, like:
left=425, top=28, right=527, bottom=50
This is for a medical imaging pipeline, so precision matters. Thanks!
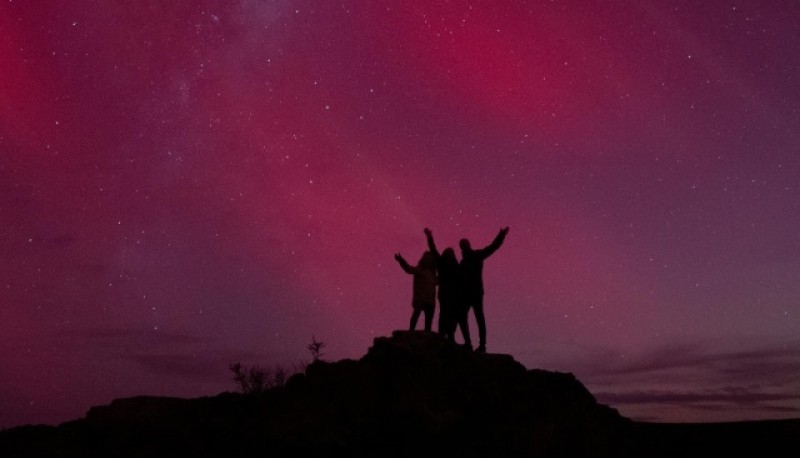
left=2, top=331, right=798, bottom=457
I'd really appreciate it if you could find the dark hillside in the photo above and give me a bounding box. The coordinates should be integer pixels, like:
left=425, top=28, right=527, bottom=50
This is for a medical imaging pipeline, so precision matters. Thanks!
left=2, top=331, right=797, bottom=457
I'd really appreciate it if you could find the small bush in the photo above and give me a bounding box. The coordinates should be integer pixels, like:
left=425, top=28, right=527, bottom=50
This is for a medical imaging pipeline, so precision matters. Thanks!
left=307, top=336, right=325, bottom=362
left=229, top=362, right=289, bottom=394
left=230, top=338, right=325, bottom=393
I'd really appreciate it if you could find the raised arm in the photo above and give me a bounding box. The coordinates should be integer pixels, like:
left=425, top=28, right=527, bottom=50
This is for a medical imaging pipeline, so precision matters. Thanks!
left=424, top=228, right=440, bottom=258
left=394, top=253, right=416, bottom=274
left=478, top=227, right=509, bottom=260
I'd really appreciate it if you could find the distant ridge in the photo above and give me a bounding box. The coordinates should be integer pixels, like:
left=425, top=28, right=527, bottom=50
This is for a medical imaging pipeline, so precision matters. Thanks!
left=1, top=331, right=798, bottom=457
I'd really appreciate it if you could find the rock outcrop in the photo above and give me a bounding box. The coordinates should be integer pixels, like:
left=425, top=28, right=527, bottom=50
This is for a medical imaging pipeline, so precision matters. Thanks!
left=0, top=331, right=637, bottom=457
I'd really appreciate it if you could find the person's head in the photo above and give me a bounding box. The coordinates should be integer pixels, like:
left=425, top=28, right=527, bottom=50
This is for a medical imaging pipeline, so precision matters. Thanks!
left=441, top=248, right=458, bottom=269
left=459, top=238, right=472, bottom=255
left=419, top=251, right=434, bottom=268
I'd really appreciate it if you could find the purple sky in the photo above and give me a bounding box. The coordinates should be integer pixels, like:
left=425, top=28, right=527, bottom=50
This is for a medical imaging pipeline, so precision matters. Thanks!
left=1, top=0, right=799, bottom=427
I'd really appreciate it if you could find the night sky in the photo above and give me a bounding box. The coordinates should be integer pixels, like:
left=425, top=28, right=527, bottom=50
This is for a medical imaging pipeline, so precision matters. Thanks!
left=2, top=0, right=799, bottom=428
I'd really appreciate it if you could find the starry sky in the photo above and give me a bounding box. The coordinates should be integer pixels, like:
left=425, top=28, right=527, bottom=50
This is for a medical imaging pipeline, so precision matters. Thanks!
left=1, top=0, right=799, bottom=427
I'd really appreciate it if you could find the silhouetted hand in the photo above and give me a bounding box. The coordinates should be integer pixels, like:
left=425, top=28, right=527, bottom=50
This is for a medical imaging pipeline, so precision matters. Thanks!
left=394, top=253, right=403, bottom=262
left=500, top=227, right=510, bottom=236
left=424, top=228, right=432, bottom=236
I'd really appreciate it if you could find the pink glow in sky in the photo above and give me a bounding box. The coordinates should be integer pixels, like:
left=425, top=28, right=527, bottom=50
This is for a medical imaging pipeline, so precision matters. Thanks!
left=1, top=0, right=799, bottom=427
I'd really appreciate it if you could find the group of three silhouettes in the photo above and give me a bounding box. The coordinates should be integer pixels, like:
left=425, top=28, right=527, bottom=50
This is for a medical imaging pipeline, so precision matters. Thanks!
left=395, top=227, right=509, bottom=353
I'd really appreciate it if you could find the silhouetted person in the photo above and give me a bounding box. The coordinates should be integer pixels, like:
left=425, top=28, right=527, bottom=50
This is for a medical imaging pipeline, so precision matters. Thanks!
left=425, top=228, right=472, bottom=348
left=460, top=227, right=509, bottom=353
left=394, top=251, right=437, bottom=331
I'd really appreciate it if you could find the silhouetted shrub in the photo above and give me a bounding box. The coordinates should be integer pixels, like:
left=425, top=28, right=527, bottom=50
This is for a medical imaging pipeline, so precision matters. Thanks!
left=273, top=365, right=287, bottom=387
left=307, top=335, right=325, bottom=362
left=229, top=363, right=291, bottom=394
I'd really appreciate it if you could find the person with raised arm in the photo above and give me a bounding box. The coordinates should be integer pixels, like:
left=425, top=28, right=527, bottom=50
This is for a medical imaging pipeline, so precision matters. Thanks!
left=458, top=227, right=509, bottom=353
left=425, top=228, right=471, bottom=349
left=394, top=250, right=437, bottom=332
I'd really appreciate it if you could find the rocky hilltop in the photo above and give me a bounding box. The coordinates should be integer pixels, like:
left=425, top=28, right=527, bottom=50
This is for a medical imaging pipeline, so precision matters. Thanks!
left=4, top=331, right=796, bottom=457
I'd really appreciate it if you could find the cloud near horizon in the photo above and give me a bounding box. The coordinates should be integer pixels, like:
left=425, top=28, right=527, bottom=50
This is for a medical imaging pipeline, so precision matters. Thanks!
left=586, top=341, right=800, bottom=422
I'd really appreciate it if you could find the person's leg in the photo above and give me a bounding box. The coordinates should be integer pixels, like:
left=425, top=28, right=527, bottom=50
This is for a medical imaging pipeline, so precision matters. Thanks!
left=440, top=303, right=455, bottom=340
left=409, top=307, right=421, bottom=331
left=445, top=311, right=456, bottom=342
left=473, top=298, right=486, bottom=352
left=437, top=303, right=447, bottom=335
left=458, top=310, right=472, bottom=348
left=423, top=303, right=434, bottom=331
